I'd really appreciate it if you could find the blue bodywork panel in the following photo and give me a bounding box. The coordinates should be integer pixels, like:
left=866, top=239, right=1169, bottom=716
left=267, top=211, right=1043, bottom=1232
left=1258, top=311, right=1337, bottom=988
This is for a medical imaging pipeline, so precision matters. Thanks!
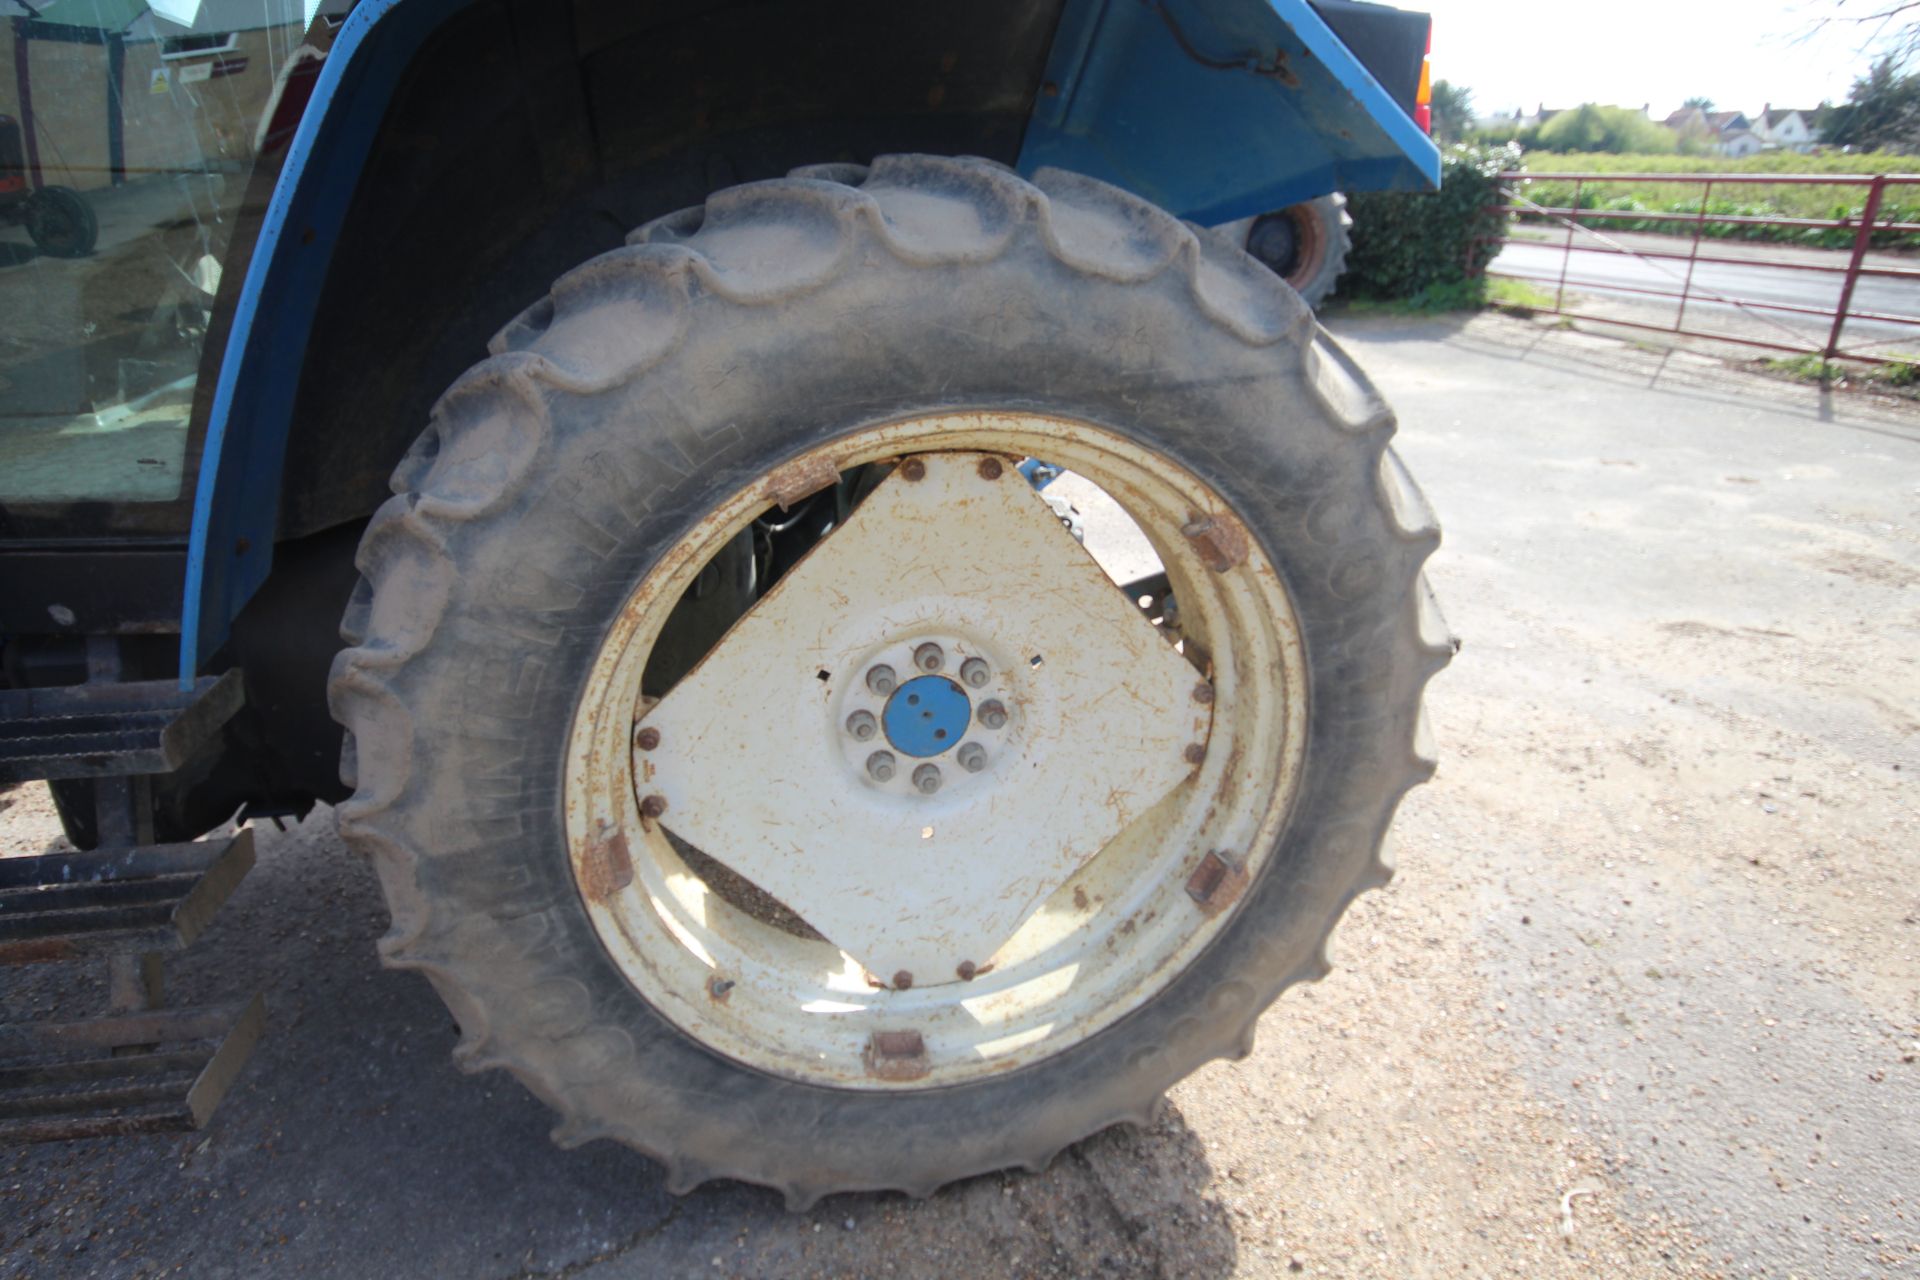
left=180, top=0, right=1438, bottom=684
left=180, top=0, right=464, bottom=685
left=1017, top=0, right=1439, bottom=224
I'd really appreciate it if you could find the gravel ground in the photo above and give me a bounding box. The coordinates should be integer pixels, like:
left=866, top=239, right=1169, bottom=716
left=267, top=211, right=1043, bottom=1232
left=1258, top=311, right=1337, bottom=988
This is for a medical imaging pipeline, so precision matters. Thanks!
left=1, top=311, right=1916, bottom=1278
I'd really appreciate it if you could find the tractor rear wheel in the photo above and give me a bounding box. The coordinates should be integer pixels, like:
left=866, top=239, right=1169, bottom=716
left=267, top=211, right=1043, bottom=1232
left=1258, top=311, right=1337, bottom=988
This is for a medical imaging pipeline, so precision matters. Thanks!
left=328, top=155, right=1450, bottom=1207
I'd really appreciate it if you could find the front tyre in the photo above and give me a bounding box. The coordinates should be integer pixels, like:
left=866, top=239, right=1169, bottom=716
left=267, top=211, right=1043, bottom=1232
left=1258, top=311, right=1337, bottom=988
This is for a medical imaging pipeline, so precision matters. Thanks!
left=329, top=156, right=1451, bottom=1207
left=1242, top=194, right=1353, bottom=308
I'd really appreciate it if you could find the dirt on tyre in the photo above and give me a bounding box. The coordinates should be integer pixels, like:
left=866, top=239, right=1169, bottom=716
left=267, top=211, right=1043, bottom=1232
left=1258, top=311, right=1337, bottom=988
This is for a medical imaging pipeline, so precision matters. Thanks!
left=328, top=155, right=1453, bottom=1207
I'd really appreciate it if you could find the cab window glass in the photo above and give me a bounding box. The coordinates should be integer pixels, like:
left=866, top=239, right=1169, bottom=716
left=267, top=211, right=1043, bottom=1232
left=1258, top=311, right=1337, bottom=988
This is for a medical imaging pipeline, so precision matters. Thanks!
left=0, top=0, right=323, bottom=512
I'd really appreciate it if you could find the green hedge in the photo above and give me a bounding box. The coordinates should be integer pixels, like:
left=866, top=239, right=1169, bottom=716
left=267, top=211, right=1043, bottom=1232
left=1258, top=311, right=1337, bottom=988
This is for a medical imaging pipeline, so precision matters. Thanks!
left=1344, top=144, right=1518, bottom=299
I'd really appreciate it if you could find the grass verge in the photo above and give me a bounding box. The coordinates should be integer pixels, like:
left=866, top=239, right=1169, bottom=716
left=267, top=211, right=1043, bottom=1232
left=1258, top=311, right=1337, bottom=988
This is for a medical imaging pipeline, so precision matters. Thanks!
left=1336, top=276, right=1556, bottom=317
left=1758, top=353, right=1920, bottom=395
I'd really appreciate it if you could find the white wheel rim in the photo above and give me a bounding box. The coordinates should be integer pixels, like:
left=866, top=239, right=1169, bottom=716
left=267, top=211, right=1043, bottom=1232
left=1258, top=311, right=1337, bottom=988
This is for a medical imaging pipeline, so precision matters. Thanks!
left=565, top=412, right=1308, bottom=1089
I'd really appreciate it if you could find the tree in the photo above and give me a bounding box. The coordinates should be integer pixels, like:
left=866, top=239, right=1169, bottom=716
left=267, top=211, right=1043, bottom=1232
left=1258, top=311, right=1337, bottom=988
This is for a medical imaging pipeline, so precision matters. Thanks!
left=1682, top=95, right=1716, bottom=110
left=1468, top=118, right=1523, bottom=147
left=1430, top=79, right=1476, bottom=144
left=1824, top=54, right=1920, bottom=150
left=1818, top=2, right=1920, bottom=61
left=1532, top=104, right=1679, bottom=155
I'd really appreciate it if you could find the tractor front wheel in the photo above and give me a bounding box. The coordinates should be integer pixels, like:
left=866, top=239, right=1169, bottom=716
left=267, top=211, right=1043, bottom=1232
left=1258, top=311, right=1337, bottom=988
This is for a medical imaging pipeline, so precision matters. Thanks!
left=1242, top=193, right=1353, bottom=308
left=329, top=156, right=1449, bottom=1207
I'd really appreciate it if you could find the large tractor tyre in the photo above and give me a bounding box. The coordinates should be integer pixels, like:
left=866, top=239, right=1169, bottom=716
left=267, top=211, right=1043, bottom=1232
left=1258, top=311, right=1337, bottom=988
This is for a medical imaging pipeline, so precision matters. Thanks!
left=329, top=155, right=1452, bottom=1208
left=1243, top=194, right=1352, bottom=309
left=23, top=185, right=98, bottom=259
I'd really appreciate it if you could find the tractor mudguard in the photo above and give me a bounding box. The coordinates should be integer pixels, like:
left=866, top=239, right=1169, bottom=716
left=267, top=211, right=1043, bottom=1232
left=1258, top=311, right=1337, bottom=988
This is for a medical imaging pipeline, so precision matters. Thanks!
left=177, top=0, right=1438, bottom=682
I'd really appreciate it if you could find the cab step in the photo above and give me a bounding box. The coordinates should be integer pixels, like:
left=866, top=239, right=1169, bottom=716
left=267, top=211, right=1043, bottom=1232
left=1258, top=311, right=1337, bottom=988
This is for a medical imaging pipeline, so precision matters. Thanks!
left=0, top=830, right=263, bottom=1143
left=0, top=647, right=262, bottom=1143
left=0, top=669, right=244, bottom=783
left=0, top=997, right=266, bottom=1142
left=0, top=832, right=256, bottom=965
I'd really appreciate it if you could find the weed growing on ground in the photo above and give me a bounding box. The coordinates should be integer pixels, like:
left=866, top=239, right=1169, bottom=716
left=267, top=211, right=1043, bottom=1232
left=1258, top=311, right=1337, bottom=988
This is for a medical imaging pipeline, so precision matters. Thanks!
left=1333, top=275, right=1553, bottom=316
left=1758, top=353, right=1920, bottom=394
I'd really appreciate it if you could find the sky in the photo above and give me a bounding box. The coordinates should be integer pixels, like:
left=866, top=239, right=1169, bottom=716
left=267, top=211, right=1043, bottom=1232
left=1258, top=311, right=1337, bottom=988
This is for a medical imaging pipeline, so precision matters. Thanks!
left=1424, top=0, right=1904, bottom=120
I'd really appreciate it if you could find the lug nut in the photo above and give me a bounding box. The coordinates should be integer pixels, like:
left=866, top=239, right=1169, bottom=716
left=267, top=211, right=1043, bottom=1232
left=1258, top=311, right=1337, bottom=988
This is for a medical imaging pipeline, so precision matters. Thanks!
left=914, top=642, right=944, bottom=672
left=977, top=457, right=1003, bottom=480
left=845, top=709, right=878, bottom=741
left=634, top=726, right=661, bottom=751
left=867, top=751, right=897, bottom=782
left=913, top=763, right=943, bottom=794
left=892, top=970, right=914, bottom=991
left=959, top=657, right=990, bottom=688
left=640, top=794, right=668, bottom=819
left=976, top=700, right=1008, bottom=730
left=956, top=960, right=978, bottom=981
left=866, top=664, right=897, bottom=695
left=899, top=458, right=926, bottom=482
left=957, top=742, right=987, bottom=772
left=1192, top=681, right=1214, bottom=706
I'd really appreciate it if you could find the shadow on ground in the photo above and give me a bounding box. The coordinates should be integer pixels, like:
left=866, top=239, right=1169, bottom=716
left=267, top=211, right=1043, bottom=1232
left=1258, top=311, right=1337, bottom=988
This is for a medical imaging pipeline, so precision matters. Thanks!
left=0, top=815, right=1235, bottom=1279
left=1339, top=308, right=1920, bottom=443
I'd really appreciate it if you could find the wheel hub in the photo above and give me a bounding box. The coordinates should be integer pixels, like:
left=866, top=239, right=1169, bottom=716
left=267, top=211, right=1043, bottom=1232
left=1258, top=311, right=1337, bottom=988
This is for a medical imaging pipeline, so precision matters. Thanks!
left=881, top=674, right=971, bottom=758
left=833, top=635, right=1018, bottom=793
left=630, top=450, right=1211, bottom=982
left=1247, top=210, right=1302, bottom=277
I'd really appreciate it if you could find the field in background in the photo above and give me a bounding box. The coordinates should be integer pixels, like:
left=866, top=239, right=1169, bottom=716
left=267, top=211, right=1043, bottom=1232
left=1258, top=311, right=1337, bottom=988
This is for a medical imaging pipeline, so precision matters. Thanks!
left=1514, top=151, right=1920, bottom=248
left=1522, top=151, right=1917, bottom=177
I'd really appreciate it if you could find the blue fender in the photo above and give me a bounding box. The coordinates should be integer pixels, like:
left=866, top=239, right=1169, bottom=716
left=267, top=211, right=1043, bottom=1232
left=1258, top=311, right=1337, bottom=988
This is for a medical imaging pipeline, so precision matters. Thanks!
left=1019, top=0, right=1440, bottom=224
left=179, top=0, right=468, bottom=686
left=181, top=0, right=1437, bottom=684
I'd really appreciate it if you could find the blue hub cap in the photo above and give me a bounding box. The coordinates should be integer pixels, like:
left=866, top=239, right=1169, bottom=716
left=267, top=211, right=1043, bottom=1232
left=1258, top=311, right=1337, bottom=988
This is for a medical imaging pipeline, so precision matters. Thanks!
left=883, top=675, right=972, bottom=758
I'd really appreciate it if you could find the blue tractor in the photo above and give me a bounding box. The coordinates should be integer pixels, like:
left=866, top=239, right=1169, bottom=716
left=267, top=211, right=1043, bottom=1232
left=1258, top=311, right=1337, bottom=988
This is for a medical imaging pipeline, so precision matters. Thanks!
left=0, top=0, right=1449, bottom=1204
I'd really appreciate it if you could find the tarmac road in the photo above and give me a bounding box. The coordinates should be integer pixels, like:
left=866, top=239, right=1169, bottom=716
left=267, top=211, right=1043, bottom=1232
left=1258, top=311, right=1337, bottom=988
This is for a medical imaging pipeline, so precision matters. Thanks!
left=1, top=312, right=1916, bottom=1278
left=1490, top=233, right=1920, bottom=353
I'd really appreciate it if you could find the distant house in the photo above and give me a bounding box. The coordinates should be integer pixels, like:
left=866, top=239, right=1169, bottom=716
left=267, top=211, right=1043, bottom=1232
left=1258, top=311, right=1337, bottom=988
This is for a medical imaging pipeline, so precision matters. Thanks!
left=1662, top=108, right=1744, bottom=131
left=1664, top=104, right=1822, bottom=156
left=1663, top=106, right=1707, bottom=132
left=1753, top=105, right=1820, bottom=153
left=1704, top=110, right=1752, bottom=137
left=1662, top=107, right=1766, bottom=157
left=1470, top=104, right=1563, bottom=136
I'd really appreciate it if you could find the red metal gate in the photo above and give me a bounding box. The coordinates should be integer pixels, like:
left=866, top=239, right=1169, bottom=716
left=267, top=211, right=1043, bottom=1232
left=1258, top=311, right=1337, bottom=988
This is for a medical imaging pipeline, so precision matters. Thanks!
left=1479, top=171, right=1920, bottom=365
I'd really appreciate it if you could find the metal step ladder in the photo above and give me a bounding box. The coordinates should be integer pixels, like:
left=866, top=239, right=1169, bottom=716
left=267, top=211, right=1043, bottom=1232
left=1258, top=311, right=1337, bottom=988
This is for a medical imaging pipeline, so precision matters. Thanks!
left=0, top=670, right=244, bottom=785
left=0, top=648, right=263, bottom=1143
